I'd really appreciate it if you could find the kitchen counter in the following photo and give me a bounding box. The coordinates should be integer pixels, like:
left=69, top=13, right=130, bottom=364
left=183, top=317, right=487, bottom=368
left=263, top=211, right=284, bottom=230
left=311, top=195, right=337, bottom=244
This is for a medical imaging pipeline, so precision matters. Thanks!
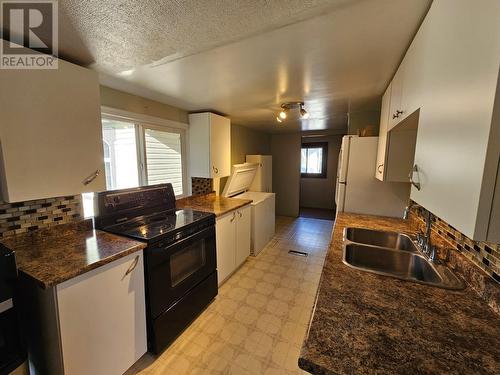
left=299, top=213, right=500, bottom=375
left=176, top=192, right=252, bottom=217
left=1, top=220, right=146, bottom=288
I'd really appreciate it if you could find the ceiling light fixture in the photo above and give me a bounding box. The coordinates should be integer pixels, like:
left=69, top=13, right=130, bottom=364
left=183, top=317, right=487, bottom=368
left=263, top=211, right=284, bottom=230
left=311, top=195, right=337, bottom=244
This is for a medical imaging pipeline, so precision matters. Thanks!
left=299, top=104, right=310, bottom=119
left=276, top=102, right=309, bottom=123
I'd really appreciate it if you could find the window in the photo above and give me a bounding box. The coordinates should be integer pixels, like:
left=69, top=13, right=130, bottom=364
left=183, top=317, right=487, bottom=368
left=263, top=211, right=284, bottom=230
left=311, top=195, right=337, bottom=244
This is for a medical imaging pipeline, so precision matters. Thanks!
left=102, top=119, right=140, bottom=190
left=100, top=119, right=185, bottom=195
left=144, top=128, right=183, bottom=194
left=83, top=115, right=187, bottom=218
left=301, top=142, right=328, bottom=178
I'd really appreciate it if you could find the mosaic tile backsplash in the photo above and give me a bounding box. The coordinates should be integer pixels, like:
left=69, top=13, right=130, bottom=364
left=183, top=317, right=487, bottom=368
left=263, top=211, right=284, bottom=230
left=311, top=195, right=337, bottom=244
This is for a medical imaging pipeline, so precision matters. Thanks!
left=191, top=177, right=213, bottom=196
left=0, top=195, right=82, bottom=238
left=411, top=203, right=500, bottom=284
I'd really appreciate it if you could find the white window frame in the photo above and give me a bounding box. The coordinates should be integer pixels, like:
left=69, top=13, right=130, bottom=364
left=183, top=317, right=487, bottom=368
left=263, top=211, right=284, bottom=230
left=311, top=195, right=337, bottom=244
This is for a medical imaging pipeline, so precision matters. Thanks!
left=100, top=106, right=189, bottom=197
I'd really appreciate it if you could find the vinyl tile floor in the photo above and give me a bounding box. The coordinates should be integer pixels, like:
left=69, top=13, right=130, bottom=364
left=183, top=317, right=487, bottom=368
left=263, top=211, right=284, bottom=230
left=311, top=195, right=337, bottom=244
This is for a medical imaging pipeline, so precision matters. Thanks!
left=127, top=216, right=334, bottom=375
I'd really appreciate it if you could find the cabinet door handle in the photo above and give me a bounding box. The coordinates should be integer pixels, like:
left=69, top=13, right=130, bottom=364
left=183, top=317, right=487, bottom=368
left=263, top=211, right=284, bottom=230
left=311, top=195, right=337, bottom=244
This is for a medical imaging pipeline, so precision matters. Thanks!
left=377, top=164, right=384, bottom=173
left=230, top=212, right=236, bottom=223
left=122, top=255, right=139, bottom=280
left=212, top=166, right=219, bottom=174
left=393, top=110, right=404, bottom=119
left=409, top=165, right=421, bottom=191
left=238, top=211, right=242, bottom=218
left=82, top=169, right=100, bottom=186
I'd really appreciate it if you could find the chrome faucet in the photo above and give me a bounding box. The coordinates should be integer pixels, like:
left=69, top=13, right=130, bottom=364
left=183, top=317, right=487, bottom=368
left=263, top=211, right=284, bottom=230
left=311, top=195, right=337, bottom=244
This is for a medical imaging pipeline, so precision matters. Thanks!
left=403, top=200, right=417, bottom=219
left=416, top=211, right=437, bottom=262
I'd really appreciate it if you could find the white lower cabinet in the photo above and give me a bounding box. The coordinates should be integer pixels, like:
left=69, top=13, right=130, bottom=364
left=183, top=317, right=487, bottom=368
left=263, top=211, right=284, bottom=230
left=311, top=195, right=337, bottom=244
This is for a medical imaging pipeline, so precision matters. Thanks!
left=235, top=206, right=251, bottom=267
left=215, top=212, right=237, bottom=284
left=22, top=252, right=147, bottom=375
left=215, top=205, right=251, bottom=285
left=56, top=252, right=147, bottom=375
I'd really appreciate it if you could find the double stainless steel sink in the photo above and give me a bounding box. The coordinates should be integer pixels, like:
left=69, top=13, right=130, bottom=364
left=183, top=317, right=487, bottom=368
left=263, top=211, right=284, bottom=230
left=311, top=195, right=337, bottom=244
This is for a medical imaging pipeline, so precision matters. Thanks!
left=342, top=227, right=464, bottom=290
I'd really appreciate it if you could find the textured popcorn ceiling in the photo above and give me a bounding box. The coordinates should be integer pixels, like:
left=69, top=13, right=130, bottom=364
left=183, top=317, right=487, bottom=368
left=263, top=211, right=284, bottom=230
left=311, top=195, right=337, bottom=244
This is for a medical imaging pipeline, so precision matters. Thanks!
left=59, top=0, right=432, bottom=132
left=61, top=0, right=364, bottom=71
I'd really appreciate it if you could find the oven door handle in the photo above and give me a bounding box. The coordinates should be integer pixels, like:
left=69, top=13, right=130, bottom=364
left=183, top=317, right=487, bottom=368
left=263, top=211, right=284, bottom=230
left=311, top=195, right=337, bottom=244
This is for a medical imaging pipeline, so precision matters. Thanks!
left=147, top=225, right=216, bottom=269
left=0, top=298, right=13, bottom=313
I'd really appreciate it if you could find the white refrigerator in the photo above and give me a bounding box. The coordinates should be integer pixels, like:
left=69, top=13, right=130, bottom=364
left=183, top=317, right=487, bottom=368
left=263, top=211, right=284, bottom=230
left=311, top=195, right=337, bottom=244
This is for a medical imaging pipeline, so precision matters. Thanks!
left=335, top=135, right=410, bottom=218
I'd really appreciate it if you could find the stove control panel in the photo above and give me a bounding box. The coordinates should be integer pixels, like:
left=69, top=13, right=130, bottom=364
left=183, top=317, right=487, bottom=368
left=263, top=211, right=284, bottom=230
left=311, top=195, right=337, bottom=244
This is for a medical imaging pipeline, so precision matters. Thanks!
left=94, top=184, right=176, bottom=227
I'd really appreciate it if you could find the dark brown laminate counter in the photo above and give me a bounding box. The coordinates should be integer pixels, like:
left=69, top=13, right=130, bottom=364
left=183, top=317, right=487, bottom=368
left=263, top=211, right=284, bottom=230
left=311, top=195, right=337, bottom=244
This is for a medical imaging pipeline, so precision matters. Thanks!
left=176, top=192, right=252, bottom=217
left=299, top=213, right=500, bottom=375
left=1, top=220, right=146, bottom=288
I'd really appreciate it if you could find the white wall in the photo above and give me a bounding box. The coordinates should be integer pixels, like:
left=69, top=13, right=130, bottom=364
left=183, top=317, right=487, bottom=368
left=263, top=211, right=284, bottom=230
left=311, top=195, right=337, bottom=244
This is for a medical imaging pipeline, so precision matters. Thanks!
left=348, top=109, right=381, bottom=136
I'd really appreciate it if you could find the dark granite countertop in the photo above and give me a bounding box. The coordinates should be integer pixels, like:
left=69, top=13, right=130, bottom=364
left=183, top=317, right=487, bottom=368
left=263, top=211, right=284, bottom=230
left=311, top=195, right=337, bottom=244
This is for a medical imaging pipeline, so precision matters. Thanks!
left=299, top=213, right=500, bottom=375
left=1, top=220, right=146, bottom=289
left=176, top=192, right=252, bottom=217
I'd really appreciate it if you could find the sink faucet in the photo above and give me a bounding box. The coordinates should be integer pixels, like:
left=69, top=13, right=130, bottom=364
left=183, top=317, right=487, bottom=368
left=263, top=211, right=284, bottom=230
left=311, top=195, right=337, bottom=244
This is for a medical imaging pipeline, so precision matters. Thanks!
left=403, top=200, right=417, bottom=219
left=416, top=210, right=437, bottom=262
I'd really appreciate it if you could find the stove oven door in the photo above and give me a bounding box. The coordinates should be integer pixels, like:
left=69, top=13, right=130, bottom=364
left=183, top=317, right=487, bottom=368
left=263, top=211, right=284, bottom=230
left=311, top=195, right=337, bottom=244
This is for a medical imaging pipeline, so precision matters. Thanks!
left=145, top=225, right=216, bottom=319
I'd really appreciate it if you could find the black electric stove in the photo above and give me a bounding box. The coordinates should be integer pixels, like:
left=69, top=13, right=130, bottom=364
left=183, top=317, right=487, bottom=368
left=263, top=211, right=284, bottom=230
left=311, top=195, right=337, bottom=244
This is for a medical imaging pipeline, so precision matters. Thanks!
left=0, top=245, right=25, bottom=375
left=94, top=184, right=218, bottom=354
left=103, top=208, right=214, bottom=243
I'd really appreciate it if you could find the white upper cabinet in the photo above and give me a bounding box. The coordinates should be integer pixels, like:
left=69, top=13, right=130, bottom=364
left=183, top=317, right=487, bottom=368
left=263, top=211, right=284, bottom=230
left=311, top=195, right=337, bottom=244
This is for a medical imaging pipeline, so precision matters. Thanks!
left=376, top=82, right=418, bottom=183
left=188, top=112, right=231, bottom=178
left=375, top=84, right=392, bottom=180
left=0, top=56, right=105, bottom=202
left=388, top=61, right=405, bottom=130
left=404, top=0, right=500, bottom=241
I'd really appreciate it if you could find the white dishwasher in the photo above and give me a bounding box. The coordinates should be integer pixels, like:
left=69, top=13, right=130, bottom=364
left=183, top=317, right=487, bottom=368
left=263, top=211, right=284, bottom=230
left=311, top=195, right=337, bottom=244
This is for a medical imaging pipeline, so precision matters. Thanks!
left=222, top=163, right=275, bottom=256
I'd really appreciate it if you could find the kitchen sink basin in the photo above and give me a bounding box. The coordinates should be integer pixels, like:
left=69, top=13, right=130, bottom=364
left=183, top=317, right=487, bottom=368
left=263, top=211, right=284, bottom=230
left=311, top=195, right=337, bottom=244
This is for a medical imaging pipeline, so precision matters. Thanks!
left=344, top=227, right=417, bottom=252
left=342, top=243, right=465, bottom=290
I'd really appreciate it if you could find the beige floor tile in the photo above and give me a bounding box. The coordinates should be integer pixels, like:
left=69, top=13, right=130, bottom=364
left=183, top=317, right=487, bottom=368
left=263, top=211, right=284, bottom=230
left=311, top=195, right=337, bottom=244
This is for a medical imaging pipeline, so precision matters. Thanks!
left=255, top=280, right=276, bottom=295
left=235, top=305, right=259, bottom=325
left=128, top=216, right=333, bottom=375
left=245, top=291, right=268, bottom=309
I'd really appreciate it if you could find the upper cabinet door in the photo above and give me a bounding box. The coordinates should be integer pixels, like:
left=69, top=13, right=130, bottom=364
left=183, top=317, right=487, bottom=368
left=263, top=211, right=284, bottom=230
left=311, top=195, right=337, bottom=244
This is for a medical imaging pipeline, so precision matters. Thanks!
left=400, top=28, right=425, bottom=124
left=0, top=58, right=105, bottom=202
left=375, top=84, right=392, bottom=181
left=210, top=113, right=231, bottom=178
left=189, top=112, right=231, bottom=178
left=388, top=61, right=405, bottom=130
left=410, top=0, right=500, bottom=241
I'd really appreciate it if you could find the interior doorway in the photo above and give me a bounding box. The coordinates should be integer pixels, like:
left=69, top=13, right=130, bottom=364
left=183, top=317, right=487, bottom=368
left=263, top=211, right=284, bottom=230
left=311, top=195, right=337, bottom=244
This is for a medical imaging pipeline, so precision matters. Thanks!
left=299, top=134, right=343, bottom=221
